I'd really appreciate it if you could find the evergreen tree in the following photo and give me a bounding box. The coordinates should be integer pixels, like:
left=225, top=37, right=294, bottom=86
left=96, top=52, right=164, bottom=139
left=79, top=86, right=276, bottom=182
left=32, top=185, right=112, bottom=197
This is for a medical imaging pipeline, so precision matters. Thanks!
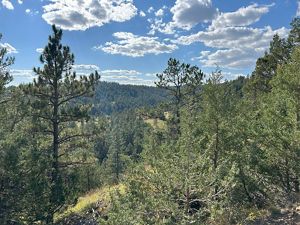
left=199, top=70, right=234, bottom=196
left=23, top=25, right=100, bottom=224
left=0, top=33, right=14, bottom=102
left=156, top=58, right=204, bottom=138
left=267, top=46, right=300, bottom=193
left=246, top=17, right=300, bottom=96
left=247, top=34, right=289, bottom=95
left=288, top=17, right=300, bottom=47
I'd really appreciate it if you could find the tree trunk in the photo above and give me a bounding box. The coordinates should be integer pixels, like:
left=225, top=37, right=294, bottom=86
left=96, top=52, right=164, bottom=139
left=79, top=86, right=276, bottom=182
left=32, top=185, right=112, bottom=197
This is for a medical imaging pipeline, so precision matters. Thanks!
left=49, top=77, right=63, bottom=223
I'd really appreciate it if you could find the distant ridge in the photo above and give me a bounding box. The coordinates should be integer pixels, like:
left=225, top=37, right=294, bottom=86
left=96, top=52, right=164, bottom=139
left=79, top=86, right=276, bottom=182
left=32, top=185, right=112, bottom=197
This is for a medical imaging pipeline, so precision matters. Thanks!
left=88, top=81, right=169, bottom=116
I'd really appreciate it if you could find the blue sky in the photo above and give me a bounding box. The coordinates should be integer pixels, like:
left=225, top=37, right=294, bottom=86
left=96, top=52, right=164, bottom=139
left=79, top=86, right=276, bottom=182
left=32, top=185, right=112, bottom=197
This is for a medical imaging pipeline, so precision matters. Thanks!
left=0, top=0, right=299, bottom=86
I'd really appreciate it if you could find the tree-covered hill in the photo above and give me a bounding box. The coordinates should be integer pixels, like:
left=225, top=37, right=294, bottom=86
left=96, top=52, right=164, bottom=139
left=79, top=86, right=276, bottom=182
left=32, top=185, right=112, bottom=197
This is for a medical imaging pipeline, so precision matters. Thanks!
left=88, top=82, right=170, bottom=116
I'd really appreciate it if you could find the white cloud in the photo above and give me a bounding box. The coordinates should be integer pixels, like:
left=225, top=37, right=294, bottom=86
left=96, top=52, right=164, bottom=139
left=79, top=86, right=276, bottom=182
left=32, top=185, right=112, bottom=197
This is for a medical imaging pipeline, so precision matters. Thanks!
left=73, top=64, right=100, bottom=71
left=176, top=26, right=288, bottom=49
left=72, top=64, right=100, bottom=76
left=147, top=0, right=217, bottom=35
left=25, top=8, right=39, bottom=15
left=297, top=1, right=300, bottom=17
left=147, top=6, right=154, bottom=13
left=42, top=0, right=137, bottom=31
left=104, top=77, right=155, bottom=86
left=170, top=0, right=217, bottom=30
left=155, top=8, right=164, bottom=17
left=191, top=50, right=210, bottom=61
left=209, top=3, right=272, bottom=30
left=102, top=69, right=141, bottom=76
left=2, top=0, right=14, bottom=10
left=10, top=66, right=157, bottom=86
left=71, top=66, right=156, bottom=86
left=183, top=26, right=289, bottom=69
left=11, top=69, right=34, bottom=78
left=18, top=0, right=23, bottom=4
left=102, top=70, right=156, bottom=86
left=148, top=18, right=174, bottom=35
left=95, top=32, right=178, bottom=57
left=139, top=10, right=146, bottom=17
left=0, top=43, right=18, bottom=54
left=200, top=48, right=263, bottom=69
left=36, top=48, right=44, bottom=53
left=173, top=3, right=289, bottom=70
left=10, top=69, right=35, bottom=86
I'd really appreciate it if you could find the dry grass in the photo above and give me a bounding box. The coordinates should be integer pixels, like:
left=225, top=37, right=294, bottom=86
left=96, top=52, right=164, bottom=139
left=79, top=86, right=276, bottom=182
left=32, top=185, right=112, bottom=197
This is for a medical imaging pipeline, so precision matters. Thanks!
left=55, top=184, right=126, bottom=221
left=144, top=118, right=166, bottom=130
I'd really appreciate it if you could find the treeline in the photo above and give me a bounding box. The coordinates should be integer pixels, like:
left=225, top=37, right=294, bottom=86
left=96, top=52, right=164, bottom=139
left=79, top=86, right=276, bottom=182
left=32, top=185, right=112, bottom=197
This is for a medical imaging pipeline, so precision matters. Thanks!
left=0, top=18, right=300, bottom=225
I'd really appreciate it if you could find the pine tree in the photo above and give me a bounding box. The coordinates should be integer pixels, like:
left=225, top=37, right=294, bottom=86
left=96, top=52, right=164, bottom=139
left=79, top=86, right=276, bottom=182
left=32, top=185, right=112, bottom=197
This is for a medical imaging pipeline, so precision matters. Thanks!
left=267, top=46, right=300, bottom=193
left=23, top=25, right=100, bottom=224
left=199, top=70, right=234, bottom=196
left=155, top=58, right=204, bottom=138
left=246, top=18, right=300, bottom=96
left=0, top=33, right=14, bottom=102
left=247, top=34, right=289, bottom=95
left=288, top=17, right=300, bottom=47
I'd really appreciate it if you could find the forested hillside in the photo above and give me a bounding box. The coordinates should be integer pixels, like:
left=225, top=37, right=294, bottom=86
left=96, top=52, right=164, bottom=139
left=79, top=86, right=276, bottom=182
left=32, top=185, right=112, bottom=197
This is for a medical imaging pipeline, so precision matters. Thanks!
left=1, top=18, right=300, bottom=225
left=89, top=82, right=169, bottom=116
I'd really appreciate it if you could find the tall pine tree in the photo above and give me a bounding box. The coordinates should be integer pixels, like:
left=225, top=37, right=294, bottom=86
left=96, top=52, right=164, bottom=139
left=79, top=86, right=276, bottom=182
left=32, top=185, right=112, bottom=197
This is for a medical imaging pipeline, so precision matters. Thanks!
left=23, top=25, right=100, bottom=224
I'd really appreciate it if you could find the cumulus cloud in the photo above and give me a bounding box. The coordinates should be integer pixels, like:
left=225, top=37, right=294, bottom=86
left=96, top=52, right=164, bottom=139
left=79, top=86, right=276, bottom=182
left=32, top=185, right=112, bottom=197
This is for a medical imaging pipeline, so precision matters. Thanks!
left=147, top=6, right=154, bottom=13
left=0, top=43, right=18, bottom=54
left=42, top=0, right=137, bottom=31
left=139, top=10, right=146, bottom=17
left=170, top=0, right=217, bottom=30
left=2, top=0, right=14, bottom=10
left=148, top=18, right=175, bottom=35
left=18, top=0, right=23, bottom=4
left=174, top=3, right=289, bottom=69
left=95, top=32, right=178, bottom=57
left=155, top=8, right=164, bottom=17
left=200, top=48, right=263, bottom=69
left=297, top=1, right=300, bottom=17
left=209, top=3, right=272, bottom=30
left=176, top=26, right=288, bottom=49
left=183, top=26, right=289, bottom=69
left=148, top=0, right=217, bottom=35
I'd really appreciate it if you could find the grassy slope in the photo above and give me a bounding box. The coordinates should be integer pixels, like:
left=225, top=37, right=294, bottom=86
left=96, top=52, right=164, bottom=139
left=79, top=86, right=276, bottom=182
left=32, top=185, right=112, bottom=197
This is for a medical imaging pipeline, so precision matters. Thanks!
left=55, top=184, right=126, bottom=222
